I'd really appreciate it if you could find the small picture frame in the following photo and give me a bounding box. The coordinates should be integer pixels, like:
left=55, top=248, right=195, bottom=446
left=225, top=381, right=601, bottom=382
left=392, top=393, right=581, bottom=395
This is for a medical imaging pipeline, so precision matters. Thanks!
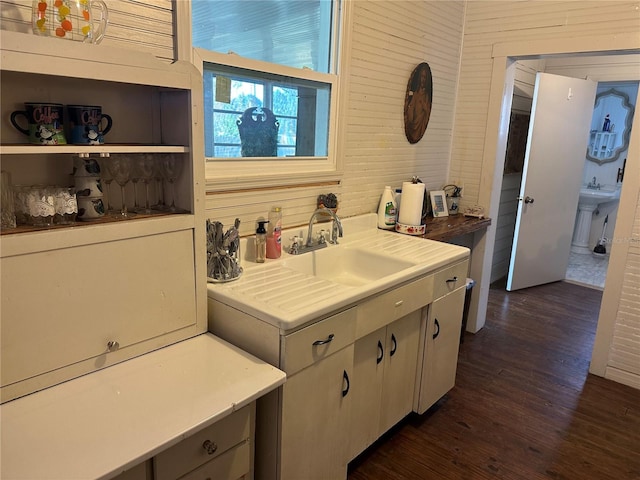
left=430, top=190, right=448, bottom=217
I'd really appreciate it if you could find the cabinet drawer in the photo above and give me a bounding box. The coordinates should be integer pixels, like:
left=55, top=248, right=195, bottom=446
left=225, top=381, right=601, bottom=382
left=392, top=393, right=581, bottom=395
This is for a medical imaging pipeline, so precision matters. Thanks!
left=281, top=307, right=356, bottom=375
left=154, top=405, right=251, bottom=480
left=433, top=260, right=469, bottom=300
left=356, top=275, right=433, bottom=339
left=178, top=441, right=250, bottom=480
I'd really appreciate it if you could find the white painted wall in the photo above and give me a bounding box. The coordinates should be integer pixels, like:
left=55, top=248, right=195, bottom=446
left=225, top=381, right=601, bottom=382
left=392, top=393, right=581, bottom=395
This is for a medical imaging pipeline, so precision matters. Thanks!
left=454, top=1, right=640, bottom=388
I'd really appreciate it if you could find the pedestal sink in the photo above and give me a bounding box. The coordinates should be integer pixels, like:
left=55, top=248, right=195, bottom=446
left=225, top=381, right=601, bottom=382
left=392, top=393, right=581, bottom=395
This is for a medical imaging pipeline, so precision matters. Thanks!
left=571, top=185, right=621, bottom=254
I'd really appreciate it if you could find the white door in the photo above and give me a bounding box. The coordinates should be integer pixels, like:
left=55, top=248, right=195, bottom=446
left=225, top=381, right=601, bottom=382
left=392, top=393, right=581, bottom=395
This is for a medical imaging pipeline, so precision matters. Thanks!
left=507, top=73, right=597, bottom=291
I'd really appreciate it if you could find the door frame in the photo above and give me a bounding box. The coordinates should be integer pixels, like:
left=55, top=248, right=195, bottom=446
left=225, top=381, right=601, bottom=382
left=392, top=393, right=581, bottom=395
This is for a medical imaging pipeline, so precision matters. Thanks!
left=467, top=33, right=640, bottom=377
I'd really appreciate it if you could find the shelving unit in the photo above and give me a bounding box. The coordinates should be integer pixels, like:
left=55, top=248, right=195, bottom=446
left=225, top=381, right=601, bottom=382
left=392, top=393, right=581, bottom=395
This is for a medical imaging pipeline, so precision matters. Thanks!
left=589, top=131, right=617, bottom=158
left=0, top=30, right=207, bottom=403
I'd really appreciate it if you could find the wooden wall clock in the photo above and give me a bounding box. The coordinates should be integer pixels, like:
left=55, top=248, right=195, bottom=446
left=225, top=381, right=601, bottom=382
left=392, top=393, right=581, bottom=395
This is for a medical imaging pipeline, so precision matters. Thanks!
left=404, top=62, right=433, bottom=144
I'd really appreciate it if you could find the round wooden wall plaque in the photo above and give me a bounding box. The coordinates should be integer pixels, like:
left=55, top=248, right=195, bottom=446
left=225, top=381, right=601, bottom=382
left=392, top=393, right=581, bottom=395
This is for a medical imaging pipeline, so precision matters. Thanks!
left=403, top=62, right=433, bottom=144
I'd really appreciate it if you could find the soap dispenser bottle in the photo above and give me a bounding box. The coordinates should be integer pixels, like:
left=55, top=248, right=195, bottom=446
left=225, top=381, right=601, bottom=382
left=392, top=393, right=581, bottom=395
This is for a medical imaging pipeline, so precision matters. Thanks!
left=377, top=186, right=397, bottom=230
left=255, top=220, right=268, bottom=263
left=266, top=206, right=282, bottom=259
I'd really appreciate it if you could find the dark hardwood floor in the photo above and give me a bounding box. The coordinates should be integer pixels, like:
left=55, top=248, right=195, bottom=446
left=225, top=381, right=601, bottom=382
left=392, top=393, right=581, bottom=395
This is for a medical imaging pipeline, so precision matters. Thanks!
left=348, top=281, right=640, bottom=480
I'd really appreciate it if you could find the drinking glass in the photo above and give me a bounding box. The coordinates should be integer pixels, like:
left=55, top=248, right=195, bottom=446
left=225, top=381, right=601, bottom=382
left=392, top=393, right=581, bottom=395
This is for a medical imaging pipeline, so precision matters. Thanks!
left=130, top=164, right=141, bottom=213
left=106, top=155, right=136, bottom=219
left=98, top=157, right=117, bottom=215
left=134, top=154, right=157, bottom=214
left=152, top=156, right=167, bottom=211
left=159, top=154, right=185, bottom=213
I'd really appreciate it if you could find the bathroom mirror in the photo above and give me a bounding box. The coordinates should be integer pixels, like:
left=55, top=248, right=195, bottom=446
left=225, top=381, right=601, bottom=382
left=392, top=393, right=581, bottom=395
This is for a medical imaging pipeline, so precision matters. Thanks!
left=586, top=88, right=635, bottom=165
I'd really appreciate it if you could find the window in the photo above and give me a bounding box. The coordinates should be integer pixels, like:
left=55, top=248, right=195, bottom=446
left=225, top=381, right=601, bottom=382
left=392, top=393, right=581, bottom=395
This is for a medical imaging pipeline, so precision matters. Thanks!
left=190, top=0, right=345, bottom=187
left=202, top=63, right=332, bottom=159
left=192, top=0, right=334, bottom=73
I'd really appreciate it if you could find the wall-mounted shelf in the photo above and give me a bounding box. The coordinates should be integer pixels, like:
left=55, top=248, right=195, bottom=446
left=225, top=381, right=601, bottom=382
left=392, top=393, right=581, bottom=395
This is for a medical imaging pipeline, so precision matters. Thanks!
left=589, top=131, right=616, bottom=158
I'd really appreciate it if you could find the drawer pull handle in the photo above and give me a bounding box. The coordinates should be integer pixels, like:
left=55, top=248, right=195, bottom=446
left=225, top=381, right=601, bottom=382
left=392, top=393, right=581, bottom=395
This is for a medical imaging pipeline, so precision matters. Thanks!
left=313, top=334, right=335, bottom=346
left=446, top=276, right=458, bottom=283
left=106, top=340, right=119, bottom=351
left=394, top=300, right=404, bottom=307
left=202, top=440, right=218, bottom=455
left=342, top=370, right=350, bottom=397
left=433, top=318, right=440, bottom=340
left=377, top=340, right=384, bottom=364
left=390, top=334, right=397, bottom=356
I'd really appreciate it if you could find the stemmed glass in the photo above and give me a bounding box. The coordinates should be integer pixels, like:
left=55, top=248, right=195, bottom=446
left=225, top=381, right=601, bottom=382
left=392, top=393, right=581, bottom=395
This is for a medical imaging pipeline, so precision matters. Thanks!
left=152, top=157, right=167, bottom=211
left=130, top=165, right=142, bottom=213
left=134, top=154, right=157, bottom=214
left=98, top=157, right=117, bottom=215
left=159, top=154, right=185, bottom=213
left=106, top=155, right=136, bottom=219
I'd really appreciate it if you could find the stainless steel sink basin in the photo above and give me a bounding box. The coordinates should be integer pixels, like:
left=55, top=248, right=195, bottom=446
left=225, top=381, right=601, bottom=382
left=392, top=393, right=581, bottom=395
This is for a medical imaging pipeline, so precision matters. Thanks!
left=282, top=246, right=416, bottom=287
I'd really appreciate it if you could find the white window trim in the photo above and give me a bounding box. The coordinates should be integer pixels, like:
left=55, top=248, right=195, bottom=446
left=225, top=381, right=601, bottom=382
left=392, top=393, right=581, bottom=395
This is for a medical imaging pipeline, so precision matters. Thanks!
left=192, top=48, right=341, bottom=191
left=177, top=0, right=353, bottom=192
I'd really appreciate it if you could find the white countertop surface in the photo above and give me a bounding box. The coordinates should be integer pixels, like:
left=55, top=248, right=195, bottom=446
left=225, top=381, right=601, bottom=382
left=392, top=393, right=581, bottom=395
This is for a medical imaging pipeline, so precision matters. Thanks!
left=0, top=333, right=286, bottom=480
left=207, top=214, right=470, bottom=331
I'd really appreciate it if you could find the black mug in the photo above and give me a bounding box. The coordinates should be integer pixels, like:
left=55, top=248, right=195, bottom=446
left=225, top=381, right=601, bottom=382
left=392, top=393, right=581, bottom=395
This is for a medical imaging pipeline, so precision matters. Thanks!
left=10, top=102, right=67, bottom=145
left=67, top=105, right=113, bottom=145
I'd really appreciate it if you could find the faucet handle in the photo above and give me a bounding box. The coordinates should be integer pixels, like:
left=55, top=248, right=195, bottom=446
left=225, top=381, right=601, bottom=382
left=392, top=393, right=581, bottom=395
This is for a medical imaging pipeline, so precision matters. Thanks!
left=288, top=236, right=302, bottom=255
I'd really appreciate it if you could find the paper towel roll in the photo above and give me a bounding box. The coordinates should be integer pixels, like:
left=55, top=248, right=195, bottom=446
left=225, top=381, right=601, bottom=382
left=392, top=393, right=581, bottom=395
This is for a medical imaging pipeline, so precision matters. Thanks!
left=398, top=182, right=425, bottom=226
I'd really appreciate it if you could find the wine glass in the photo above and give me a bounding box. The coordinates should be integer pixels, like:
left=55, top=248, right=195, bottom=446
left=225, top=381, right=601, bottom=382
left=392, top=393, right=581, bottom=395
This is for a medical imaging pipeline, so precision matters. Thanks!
left=134, top=154, right=157, bottom=214
left=106, top=155, right=136, bottom=219
left=98, top=157, right=117, bottom=215
left=152, top=156, right=167, bottom=211
left=130, top=164, right=141, bottom=213
left=159, top=154, right=185, bottom=213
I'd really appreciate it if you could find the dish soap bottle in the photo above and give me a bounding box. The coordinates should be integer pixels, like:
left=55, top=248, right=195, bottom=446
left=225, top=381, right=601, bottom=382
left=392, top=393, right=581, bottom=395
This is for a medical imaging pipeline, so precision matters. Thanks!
left=377, top=186, right=397, bottom=230
left=266, top=206, right=282, bottom=259
left=255, top=220, right=268, bottom=263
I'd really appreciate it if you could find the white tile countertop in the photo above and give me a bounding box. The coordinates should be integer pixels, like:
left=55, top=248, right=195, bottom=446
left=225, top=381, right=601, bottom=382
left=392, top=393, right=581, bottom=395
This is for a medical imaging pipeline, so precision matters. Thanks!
left=0, top=333, right=286, bottom=480
left=207, top=214, right=470, bottom=332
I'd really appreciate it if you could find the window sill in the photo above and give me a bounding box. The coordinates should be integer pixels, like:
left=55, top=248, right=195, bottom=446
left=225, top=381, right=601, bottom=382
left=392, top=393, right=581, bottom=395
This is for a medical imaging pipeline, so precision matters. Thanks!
left=205, top=165, right=342, bottom=192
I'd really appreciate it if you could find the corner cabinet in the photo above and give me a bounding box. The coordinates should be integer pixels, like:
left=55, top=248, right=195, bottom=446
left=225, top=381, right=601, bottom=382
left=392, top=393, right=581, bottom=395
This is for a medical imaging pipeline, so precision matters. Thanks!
left=0, top=31, right=207, bottom=403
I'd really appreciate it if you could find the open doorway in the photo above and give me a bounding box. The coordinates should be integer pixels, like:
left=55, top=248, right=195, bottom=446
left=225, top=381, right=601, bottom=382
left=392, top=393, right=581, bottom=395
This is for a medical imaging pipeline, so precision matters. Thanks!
left=489, top=57, right=638, bottom=292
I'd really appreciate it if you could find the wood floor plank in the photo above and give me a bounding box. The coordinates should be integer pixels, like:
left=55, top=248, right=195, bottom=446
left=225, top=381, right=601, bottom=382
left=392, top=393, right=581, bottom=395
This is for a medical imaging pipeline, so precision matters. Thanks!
left=348, top=281, right=640, bottom=480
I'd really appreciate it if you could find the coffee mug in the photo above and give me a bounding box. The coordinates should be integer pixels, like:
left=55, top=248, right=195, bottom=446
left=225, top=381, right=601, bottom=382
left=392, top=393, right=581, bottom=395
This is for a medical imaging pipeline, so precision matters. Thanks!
left=67, top=105, right=112, bottom=145
left=10, top=103, right=67, bottom=145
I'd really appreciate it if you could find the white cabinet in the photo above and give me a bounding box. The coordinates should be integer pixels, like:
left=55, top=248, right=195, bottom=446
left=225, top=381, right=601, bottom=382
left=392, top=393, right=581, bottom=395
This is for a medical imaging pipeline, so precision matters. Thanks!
left=349, top=310, right=420, bottom=460
left=207, top=256, right=469, bottom=480
left=154, top=404, right=254, bottom=480
left=415, top=286, right=465, bottom=414
left=278, top=308, right=355, bottom=480
left=589, top=131, right=617, bottom=158
left=0, top=31, right=207, bottom=403
left=281, top=345, right=354, bottom=480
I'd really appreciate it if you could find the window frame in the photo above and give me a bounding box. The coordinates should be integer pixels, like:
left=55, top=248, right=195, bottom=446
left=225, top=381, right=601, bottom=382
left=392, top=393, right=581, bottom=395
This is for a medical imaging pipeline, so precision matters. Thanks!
left=180, top=1, right=348, bottom=192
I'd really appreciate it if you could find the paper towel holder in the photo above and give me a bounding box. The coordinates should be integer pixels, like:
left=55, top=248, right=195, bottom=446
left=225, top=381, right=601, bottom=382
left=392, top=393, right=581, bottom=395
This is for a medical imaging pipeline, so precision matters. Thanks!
left=430, top=190, right=449, bottom=217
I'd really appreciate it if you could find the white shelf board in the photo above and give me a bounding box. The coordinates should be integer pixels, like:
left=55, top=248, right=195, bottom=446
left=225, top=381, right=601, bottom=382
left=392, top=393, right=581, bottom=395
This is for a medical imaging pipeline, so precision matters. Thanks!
left=0, top=144, right=190, bottom=155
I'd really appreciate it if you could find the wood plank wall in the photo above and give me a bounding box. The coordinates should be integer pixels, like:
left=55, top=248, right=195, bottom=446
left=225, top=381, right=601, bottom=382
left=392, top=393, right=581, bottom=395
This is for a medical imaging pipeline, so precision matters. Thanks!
left=205, top=0, right=466, bottom=235
left=0, top=0, right=174, bottom=61
left=455, top=0, right=640, bottom=389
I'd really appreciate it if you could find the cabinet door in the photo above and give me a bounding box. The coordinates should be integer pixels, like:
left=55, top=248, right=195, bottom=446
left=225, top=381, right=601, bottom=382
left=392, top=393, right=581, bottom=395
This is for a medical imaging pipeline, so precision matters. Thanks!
left=280, top=345, right=353, bottom=480
left=379, top=310, right=421, bottom=434
left=416, top=287, right=465, bottom=413
left=349, top=328, right=385, bottom=460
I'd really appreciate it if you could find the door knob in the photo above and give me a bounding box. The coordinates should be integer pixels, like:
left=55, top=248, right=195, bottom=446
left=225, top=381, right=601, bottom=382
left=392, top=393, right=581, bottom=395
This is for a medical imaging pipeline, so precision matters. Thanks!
left=518, top=196, right=534, bottom=204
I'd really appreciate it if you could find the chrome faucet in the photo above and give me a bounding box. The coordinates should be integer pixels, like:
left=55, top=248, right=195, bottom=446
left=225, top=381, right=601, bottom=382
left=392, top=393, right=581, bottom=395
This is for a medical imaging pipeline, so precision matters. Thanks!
left=306, top=207, right=343, bottom=247
left=587, top=176, right=601, bottom=190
